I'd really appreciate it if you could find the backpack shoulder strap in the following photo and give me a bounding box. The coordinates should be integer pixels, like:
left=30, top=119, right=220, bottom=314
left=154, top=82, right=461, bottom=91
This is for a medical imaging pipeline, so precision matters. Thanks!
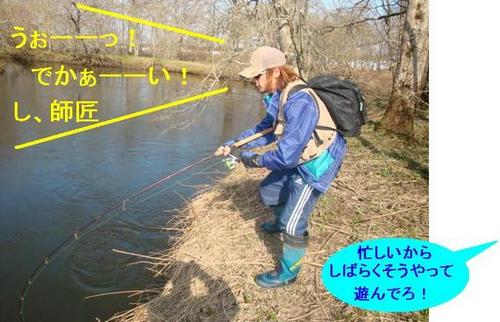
left=288, top=84, right=309, bottom=97
left=278, top=79, right=336, bottom=131
left=276, top=80, right=308, bottom=127
left=279, top=80, right=308, bottom=110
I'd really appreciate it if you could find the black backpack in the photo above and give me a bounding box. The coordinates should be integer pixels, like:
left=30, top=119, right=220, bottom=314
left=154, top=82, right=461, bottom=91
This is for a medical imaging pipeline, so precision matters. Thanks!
left=291, top=75, right=367, bottom=137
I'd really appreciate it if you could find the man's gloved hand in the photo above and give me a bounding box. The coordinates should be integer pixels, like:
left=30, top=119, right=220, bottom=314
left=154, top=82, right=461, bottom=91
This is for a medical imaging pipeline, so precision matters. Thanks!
left=214, top=140, right=235, bottom=156
left=239, top=151, right=262, bottom=168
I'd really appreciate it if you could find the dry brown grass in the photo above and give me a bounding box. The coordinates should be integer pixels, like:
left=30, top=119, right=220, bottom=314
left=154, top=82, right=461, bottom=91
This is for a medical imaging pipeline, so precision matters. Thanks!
left=108, top=104, right=428, bottom=322
left=353, top=69, right=393, bottom=98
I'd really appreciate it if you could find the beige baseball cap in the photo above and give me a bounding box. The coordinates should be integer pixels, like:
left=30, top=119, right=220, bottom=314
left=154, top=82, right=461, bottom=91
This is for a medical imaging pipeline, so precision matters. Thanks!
left=239, top=46, right=286, bottom=79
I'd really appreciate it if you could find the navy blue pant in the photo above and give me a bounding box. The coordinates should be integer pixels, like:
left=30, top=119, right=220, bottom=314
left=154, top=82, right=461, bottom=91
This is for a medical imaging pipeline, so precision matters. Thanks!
left=259, top=169, right=321, bottom=237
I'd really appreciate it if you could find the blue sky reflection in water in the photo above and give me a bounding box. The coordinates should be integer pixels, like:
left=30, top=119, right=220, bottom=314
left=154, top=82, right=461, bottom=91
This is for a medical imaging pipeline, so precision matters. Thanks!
left=0, top=64, right=264, bottom=322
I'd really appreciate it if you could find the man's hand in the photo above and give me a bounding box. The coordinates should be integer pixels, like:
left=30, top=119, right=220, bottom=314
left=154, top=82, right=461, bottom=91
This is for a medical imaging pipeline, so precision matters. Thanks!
left=214, top=140, right=235, bottom=156
left=240, top=151, right=262, bottom=168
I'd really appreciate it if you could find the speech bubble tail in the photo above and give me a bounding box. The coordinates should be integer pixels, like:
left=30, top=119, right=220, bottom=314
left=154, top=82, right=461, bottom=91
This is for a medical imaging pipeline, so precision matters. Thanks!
left=455, top=241, right=497, bottom=262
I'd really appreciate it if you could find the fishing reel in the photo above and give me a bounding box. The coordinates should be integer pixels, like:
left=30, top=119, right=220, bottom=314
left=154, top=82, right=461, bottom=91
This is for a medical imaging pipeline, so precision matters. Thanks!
left=222, top=154, right=238, bottom=170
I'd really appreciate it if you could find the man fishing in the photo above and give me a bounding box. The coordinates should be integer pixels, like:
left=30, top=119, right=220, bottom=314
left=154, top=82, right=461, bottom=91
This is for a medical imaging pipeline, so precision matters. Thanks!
left=215, top=46, right=347, bottom=288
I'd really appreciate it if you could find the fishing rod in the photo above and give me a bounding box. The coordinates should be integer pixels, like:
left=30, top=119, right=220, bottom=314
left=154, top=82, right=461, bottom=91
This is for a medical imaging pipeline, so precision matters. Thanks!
left=18, top=155, right=219, bottom=321
left=214, top=127, right=273, bottom=157
left=19, top=128, right=272, bottom=321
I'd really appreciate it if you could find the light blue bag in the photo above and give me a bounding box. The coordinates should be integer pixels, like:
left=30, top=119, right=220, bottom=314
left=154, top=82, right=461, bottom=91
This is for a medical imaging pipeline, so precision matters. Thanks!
left=303, top=150, right=334, bottom=181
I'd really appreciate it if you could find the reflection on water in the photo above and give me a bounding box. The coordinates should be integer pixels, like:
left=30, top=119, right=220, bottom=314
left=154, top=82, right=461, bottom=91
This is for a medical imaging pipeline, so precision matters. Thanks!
left=0, top=63, right=263, bottom=321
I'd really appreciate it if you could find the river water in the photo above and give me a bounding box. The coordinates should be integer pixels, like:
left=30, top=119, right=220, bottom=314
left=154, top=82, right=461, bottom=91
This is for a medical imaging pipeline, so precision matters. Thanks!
left=0, top=63, right=263, bottom=321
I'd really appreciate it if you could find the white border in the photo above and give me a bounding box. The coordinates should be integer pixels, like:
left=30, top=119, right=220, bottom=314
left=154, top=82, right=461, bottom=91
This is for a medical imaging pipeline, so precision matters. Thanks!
left=430, top=1, right=500, bottom=321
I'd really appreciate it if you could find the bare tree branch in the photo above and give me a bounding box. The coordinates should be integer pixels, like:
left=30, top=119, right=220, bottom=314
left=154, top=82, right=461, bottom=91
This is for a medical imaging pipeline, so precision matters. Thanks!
left=320, top=10, right=406, bottom=35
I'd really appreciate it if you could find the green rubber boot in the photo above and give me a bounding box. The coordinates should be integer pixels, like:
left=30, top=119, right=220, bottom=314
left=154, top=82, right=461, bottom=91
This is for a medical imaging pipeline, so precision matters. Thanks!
left=255, top=233, right=307, bottom=288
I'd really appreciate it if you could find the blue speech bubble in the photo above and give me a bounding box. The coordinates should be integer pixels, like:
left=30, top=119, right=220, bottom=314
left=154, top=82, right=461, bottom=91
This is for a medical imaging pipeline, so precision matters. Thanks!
left=321, top=238, right=496, bottom=312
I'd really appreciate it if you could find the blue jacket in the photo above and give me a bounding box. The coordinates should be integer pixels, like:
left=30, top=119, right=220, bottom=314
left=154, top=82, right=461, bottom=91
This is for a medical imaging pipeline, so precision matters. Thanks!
left=234, top=91, right=346, bottom=193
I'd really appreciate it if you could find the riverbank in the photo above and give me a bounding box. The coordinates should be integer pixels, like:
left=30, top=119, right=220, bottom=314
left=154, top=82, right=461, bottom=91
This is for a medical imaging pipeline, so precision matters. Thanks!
left=109, top=98, right=429, bottom=321
left=0, top=48, right=239, bottom=79
left=0, top=49, right=395, bottom=86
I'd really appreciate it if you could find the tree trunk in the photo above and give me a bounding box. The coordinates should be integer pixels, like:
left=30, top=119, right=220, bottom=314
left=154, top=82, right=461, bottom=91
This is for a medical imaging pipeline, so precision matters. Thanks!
left=70, top=2, right=88, bottom=56
left=381, top=0, right=428, bottom=137
left=272, top=0, right=311, bottom=77
left=417, top=50, right=429, bottom=111
left=272, top=0, right=296, bottom=63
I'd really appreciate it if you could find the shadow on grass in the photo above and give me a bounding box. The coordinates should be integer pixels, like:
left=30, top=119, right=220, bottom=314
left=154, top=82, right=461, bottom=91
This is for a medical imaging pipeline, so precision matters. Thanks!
left=143, top=260, right=240, bottom=321
left=356, top=136, right=429, bottom=181
left=218, top=178, right=283, bottom=269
